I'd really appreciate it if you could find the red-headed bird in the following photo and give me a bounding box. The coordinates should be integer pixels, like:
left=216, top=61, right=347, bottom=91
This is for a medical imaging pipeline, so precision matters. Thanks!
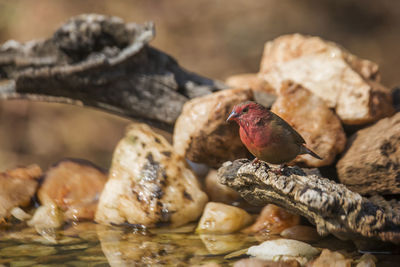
left=227, top=101, right=322, bottom=164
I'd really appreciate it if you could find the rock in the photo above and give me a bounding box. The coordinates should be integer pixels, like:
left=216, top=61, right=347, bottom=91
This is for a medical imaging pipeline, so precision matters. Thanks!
left=95, top=123, right=208, bottom=227
left=205, top=169, right=241, bottom=204
left=226, top=74, right=277, bottom=108
left=337, top=112, right=400, bottom=195
left=173, top=88, right=253, bottom=168
left=309, top=249, right=351, bottom=267
left=355, top=254, right=377, bottom=267
left=280, top=225, right=321, bottom=243
left=37, top=159, right=107, bottom=221
left=259, top=34, right=394, bottom=125
left=247, top=238, right=320, bottom=266
left=27, top=204, right=64, bottom=243
left=218, top=159, right=400, bottom=244
left=199, top=234, right=250, bottom=255
left=271, top=81, right=346, bottom=167
left=234, top=258, right=300, bottom=267
left=0, top=165, right=42, bottom=220
left=242, top=204, right=300, bottom=235
left=196, top=202, right=253, bottom=234
left=10, top=207, right=32, bottom=221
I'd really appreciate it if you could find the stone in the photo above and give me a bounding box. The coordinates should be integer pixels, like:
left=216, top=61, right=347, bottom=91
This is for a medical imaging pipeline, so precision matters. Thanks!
left=309, top=249, right=351, bottom=267
left=247, top=239, right=319, bottom=266
left=242, top=204, right=300, bottom=235
left=173, top=88, right=253, bottom=168
left=95, top=123, right=208, bottom=227
left=271, top=81, right=346, bottom=167
left=37, top=159, right=108, bottom=221
left=337, top=112, right=400, bottom=195
left=196, top=202, right=253, bottom=234
left=234, top=258, right=300, bottom=267
left=259, top=34, right=394, bottom=125
left=204, top=169, right=241, bottom=205
left=0, top=164, right=41, bottom=220
left=280, top=225, right=321, bottom=243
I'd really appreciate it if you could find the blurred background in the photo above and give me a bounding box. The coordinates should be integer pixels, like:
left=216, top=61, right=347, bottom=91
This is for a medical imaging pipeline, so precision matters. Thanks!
left=0, top=0, right=399, bottom=170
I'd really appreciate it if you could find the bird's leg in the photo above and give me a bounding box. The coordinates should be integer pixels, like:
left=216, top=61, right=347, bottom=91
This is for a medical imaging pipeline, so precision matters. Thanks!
left=251, top=158, right=260, bottom=164
left=272, top=163, right=288, bottom=175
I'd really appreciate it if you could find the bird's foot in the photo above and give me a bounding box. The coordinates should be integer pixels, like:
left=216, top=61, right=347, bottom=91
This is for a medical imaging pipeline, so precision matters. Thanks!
left=251, top=158, right=260, bottom=164
left=272, top=164, right=288, bottom=176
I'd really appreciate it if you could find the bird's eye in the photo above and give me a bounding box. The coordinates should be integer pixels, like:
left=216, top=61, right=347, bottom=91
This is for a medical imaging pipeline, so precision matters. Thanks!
left=242, top=107, right=249, bottom=113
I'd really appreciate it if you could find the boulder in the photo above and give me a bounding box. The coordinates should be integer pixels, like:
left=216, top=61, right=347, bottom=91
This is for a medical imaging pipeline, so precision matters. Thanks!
left=259, top=34, right=394, bottom=125
left=173, top=88, right=253, bottom=168
left=95, top=123, right=208, bottom=227
left=337, top=112, right=400, bottom=195
left=37, top=159, right=108, bottom=221
left=271, top=81, right=346, bottom=167
left=242, top=204, right=300, bottom=235
left=0, top=165, right=41, bottom=220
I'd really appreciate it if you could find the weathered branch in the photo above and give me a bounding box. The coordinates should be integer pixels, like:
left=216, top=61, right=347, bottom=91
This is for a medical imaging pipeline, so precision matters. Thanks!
left=0, top=14, right=225, bottom=131
left=217, top=159, right=400, bottom=244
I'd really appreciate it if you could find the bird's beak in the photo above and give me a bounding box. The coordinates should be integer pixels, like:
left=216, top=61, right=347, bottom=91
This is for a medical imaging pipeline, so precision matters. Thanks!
left=226, top=111, right=238, bottom=122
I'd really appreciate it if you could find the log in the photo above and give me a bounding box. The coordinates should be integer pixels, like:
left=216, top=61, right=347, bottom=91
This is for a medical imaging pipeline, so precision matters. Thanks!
left=217, top=159, right=400, bottom=244
left=0, top=14, right=225, bottom=131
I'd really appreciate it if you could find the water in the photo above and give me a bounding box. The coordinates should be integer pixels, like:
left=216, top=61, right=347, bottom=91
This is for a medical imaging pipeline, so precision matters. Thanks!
left=0, top=222, right=399, bottom=266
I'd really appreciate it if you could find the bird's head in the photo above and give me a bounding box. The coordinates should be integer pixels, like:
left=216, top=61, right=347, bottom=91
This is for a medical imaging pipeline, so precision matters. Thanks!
left=227, top=101, right=268, bottom=123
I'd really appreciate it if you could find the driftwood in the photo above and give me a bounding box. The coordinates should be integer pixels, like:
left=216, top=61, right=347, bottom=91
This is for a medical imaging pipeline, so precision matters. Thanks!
left=218, top=159, right=400, bottom=244
left=0, top=14, right=224, bottom=131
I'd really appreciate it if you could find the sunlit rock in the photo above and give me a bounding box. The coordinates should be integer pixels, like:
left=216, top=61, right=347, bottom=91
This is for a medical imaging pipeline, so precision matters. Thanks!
left=280, top=225, right=321, bottom=243
left=247, top=238, right=319, bottom=266
left=271, top=81, right=346, bottom=167
left=95, top=123, right=208, bottom=227
left=38, top=159, right=107, bottom=221
left=308, top=249, right=351, bottom=267
left=259, top=34, right=394, bottom=124
left=173, top=88, right=253, bottom=168
left=196, top=202, right=253, bottom=234
left=337, top=112, right=400, bottom=195
left=204, top=169, right=241, bottom=204
left=242, top=204, right=300, bottom=235
left=0, top=164, right=41, bottom=220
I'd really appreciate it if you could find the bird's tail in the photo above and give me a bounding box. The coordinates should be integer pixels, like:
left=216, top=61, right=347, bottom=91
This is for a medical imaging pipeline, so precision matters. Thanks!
left=300, top=145, right=322, bottom=160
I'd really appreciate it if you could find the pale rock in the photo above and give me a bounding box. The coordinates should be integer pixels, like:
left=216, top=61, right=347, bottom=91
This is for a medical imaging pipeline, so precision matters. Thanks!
left=95, top=123, right=208, bottom=227
left=173, top=88, right=253, bottom=168
left=271, top=81, right=346, bottom=167
left=247, top=238, right=319, bottom=266
left=242, top=204, right=300, bottom=235
left=0, top=165, right=41, bottom=220
left=196, top=202, right=253, bottom=234
left=38, top=159, right=107, bottom=221
left=337, top=112, right=400, bottom=195
left=309, top=249, right=351, bottom=267
left=204, top=169, right=241, bottom=204
left=259, top=34, right=394, bottom=124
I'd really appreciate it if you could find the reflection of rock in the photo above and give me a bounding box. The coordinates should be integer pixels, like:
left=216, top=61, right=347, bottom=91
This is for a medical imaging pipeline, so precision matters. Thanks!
left=259, top=34, right=394, bottom=125
left=199, top=234, right=253, bottom=255
left=242, top=204, right=300, bottom=235
left=234, top=258, right=300, bottom=267
left=196, top=202, right=253, bottom=234
left=218, top=159, right=400, bottom=244
left=0, top=14, right=224, bottom=131
left=38, top=159, right=107, bottom=221
left=173, top=88, right=253, bottom=168
left=271, top=81, right=346, bottom=167
left=337, top=113, right=400, bottom=195
left=95, top=123, right=208, bottom=227
left=96, top=225, right=210, bottom=266
left=0, top=165, right=41, bottom=220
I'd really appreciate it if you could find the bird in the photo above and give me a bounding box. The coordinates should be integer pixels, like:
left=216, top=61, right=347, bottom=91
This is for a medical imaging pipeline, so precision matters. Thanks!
left=226, top=101, right=322, bottom=165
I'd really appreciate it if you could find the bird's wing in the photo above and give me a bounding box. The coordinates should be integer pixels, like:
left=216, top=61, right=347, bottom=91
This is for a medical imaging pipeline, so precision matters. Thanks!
left=270, top=112, right=305, bottom=145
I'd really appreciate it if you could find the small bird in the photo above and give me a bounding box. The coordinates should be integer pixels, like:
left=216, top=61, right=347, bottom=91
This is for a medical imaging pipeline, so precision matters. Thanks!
left=227, top=101, right=322, bottom=165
